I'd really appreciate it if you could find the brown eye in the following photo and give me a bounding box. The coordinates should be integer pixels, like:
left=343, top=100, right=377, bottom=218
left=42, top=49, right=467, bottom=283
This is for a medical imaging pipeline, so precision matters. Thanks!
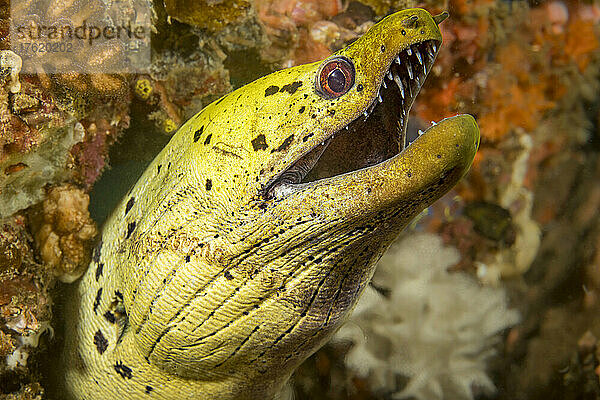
left=316, top=57, right=355, bottom=99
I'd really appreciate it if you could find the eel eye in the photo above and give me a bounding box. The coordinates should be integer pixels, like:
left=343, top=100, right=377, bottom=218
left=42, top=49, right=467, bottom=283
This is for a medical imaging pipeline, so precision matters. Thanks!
left=316, top=57, right=355, bottom=99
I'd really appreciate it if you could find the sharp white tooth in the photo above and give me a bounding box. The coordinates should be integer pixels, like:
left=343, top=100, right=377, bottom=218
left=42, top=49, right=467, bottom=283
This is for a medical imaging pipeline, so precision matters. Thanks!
left=418, top=129, right=424, bottom=136
left=393, top=73, right=405, bottom=98
left=416, top=50, right=426, bottom=73
left=382, top=80, right=387, bottom=89
left=345, top=125, right=349, bottom=130
left=387, top=71, right=393, bottom=80
left=431, top=120, right=436, bottom=125
left=363, top=111, right=369, bottom=119
left=378, top=92, right=383, bottom=102
left=395, top=56, right=401, bottom=65
left=406, top=59, right=413, bottom=80
left=427, top=46, right=435, bottom=61
left=432, top=43, right=438, bottom=53
left=407, top=47, right=412, bottom=56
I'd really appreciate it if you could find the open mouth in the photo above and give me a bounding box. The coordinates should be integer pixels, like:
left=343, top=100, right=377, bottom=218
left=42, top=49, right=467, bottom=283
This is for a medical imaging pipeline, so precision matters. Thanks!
left=266, top=39, right=440, bottom=200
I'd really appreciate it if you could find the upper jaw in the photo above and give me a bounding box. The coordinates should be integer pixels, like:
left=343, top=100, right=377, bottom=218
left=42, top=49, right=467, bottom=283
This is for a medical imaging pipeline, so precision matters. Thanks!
left=264, top=38, right=441, bottom=200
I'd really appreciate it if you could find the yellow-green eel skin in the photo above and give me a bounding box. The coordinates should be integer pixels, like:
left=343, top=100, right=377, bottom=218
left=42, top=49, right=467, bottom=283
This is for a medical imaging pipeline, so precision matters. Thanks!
left=61, top=8, right=480, bottom=400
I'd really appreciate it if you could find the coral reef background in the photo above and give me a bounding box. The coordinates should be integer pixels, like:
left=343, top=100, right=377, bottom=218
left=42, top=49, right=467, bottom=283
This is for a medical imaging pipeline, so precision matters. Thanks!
left=0, top=0, right=599, bottom=398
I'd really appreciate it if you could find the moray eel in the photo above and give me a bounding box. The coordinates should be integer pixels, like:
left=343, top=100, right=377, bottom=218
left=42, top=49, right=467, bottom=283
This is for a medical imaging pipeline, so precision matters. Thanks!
left=62, top=8, right=479, bottom=400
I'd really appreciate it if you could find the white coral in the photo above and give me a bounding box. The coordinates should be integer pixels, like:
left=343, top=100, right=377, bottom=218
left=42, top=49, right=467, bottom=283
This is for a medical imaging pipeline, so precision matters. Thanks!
left=335, top=232, right=520, bottom=400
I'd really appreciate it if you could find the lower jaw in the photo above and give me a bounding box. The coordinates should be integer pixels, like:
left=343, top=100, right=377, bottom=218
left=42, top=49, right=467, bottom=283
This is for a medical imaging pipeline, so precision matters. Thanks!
left=270, top=114, right=479, bottom=221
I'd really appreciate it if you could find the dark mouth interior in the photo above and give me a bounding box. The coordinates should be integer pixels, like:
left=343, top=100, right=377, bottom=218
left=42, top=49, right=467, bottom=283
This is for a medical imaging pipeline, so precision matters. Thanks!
left=267, top=39, right=440, bottom=199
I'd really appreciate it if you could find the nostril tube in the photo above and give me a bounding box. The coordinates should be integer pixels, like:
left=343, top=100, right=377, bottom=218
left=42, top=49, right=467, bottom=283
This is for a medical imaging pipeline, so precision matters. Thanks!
left=433, top=11, right=449, bottom=25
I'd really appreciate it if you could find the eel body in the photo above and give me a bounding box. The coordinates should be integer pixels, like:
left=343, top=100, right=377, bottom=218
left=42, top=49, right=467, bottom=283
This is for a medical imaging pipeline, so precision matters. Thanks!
left=62, top=8, right=480, bottom=400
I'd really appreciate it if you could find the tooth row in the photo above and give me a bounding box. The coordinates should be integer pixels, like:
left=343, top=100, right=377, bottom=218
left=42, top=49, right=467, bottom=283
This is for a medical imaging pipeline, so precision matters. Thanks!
left=392, top=72, right=404, bottom=98
left=366, top=41, right=438, bottom=124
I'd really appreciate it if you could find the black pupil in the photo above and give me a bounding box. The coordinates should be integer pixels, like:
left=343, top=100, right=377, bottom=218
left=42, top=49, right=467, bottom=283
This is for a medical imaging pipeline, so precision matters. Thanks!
left=327, top=68, right=346, bottom=93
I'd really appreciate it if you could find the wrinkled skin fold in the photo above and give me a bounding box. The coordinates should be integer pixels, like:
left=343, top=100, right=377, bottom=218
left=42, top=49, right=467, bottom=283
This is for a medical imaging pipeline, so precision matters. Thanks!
left=60, top=8, right=480, bottom=400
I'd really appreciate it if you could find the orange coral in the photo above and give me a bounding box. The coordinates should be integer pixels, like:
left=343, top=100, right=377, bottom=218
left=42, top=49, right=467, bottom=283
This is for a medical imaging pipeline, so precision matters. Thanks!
left=478, top=72, right=556, bottom=141
left=564, top=18, right=599, bottom=72
left=448, top=0, right=495, bottom=18
left=415, top=77, right=463, bottom=123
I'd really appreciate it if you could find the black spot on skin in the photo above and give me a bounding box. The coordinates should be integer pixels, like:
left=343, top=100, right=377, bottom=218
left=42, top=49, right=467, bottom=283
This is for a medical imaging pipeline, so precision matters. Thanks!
left=74, top=349, right=86, bottom=372
left=115, top=290, right=123, bottom=301
left=272, top=135, right=294, bottom=153
left=126, top=221, right=136, bottom=239
left=299, top=106, right=305, bottom=114
left=104, top=311, right=116, bottom=324
left=280, top=81, right=302, bottom=94
left=157, top=164, right=162, bottom=173
left=114, top=361, right=133, bottom=379
left=204, top=134, right=212, bottom=145
left=193, top=126, right=204, bottom=142
left=95, top=263, right=104, bottom=281
left=251, top=134, right=268, bottom=151
left=92, top=241, right=102, bottom=263
left=125, top=197, right=135, bottom=215
left=302, top=133, right=314, bottom=142
left=224, top=270, right=234, bottom=280
left=94, top=330, right=108, bottom=354
left=357, top=84, right=364, bottom=92
left=205, top=178, right=212, bottom=191
left=93, top=288, right=102, bottom=314
left=265, top=85, right=279, bottom=96
left=185, top=255, right=190, bottom=262
left=145, top=386, right=154, bottom=394
left=381, top=45, right=385, bottom=52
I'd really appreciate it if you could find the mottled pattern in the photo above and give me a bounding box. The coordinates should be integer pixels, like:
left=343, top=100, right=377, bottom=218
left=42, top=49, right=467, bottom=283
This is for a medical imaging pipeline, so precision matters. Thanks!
left=61, top=9, right=479, bottom=400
